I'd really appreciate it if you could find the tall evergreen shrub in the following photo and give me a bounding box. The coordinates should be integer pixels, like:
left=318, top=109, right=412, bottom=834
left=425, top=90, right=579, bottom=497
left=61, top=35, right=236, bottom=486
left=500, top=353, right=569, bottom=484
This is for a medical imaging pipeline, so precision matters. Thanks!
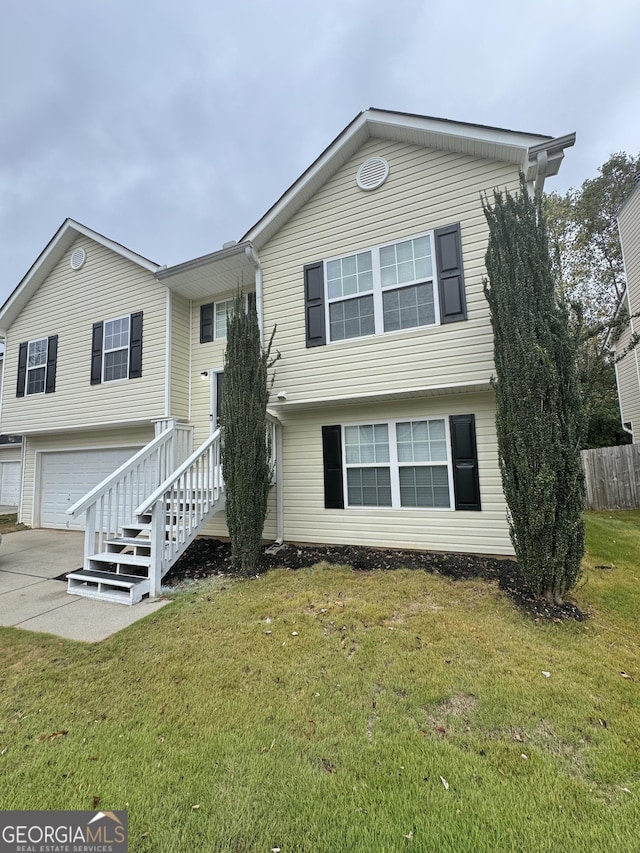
left=483, top=180, right=585, bottom=603
left=220, top=292, right=276, bottom=575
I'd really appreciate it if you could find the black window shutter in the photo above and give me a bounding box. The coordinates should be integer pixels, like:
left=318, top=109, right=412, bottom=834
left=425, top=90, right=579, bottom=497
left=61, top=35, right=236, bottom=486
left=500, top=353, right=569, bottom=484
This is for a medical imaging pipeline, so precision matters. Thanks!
left=247, top=292, right=256, bottom=314
left=129, top=311, right=143, bottom=379
left=435, top=223, right=467, bottom=324
left=304, top=262, right=326, bottom=347
left=16, top=342, right=28, bottom=397
left=322, top=425, right=344, bottom=509
left=200, top=303, right=214, bottom=343
left=90, top=322, right=104, bottom=385
left=449, top=414, right=481, bottom=511
left=45, top=335, right=58, bottom=394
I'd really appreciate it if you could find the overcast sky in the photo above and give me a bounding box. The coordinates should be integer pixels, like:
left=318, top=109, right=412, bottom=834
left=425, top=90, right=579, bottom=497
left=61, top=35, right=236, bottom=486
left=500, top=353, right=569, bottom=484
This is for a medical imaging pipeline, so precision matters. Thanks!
left=1, top=0, right=639, bottom=306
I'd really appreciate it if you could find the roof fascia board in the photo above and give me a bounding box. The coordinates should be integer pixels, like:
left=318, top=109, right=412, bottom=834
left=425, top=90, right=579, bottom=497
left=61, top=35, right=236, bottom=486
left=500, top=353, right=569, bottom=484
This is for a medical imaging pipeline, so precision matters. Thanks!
left=65, top=219, right=160, bottom=273
left=269, top=378, right=492, bottom=410
left=156, top=240, right=254, bottom=281
left=365, top=108, right=552, bottom=150
left=16, top=416, right=157, bottom=436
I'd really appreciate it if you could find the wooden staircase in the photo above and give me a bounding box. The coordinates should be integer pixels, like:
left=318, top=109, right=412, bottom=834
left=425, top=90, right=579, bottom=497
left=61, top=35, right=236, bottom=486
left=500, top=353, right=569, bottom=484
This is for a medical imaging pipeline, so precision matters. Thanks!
left=66, top=521, right=154, bottom=605
left=66, top=426, right=225, bottom=605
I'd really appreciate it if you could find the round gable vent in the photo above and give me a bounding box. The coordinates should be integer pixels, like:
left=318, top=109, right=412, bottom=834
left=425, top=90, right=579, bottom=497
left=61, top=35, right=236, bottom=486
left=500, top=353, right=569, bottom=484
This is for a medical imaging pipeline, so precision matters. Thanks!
left=356, top=156, right=389, bottom=191
left=70, top=247, right=86, bottom=270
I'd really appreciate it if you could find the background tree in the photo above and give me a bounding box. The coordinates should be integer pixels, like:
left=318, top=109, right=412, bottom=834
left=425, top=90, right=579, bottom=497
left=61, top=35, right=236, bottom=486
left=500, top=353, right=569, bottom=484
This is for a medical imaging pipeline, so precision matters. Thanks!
left=483, top=180, right=584, bottom=604
left=544, top=152, right=640, bottom=447
left=545, top=152, right=640, bottom=320
left=220, top=293, right=278, bottom=576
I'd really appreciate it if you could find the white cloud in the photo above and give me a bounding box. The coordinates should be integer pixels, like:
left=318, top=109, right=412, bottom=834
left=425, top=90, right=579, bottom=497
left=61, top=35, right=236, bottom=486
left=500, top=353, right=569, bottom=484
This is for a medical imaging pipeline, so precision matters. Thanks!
left=1, top=0, right=639, bottom=298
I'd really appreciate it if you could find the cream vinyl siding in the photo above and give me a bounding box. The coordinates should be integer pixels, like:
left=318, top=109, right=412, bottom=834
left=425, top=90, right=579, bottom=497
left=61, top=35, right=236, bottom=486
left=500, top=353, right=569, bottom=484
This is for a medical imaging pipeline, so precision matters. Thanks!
left=190, top=297, right=229, bottom=446
left=170, top=293, right=191, bottom=420
left=619, top=186, right=640, bottom=317
left=275, top=392, right=512, bottom=556
left=190, top=295, right=278, bottom=540
left=614, top=310, right=640, bottom=440
left=20, top=425, right=154, bottom=527
left=199, top=490, right=278, bottom=541
left=259, top=139, right=519, bottom=404
left=190, top=291, right=277, bottom=538
left=617, top=187, right=640, bottom=440
left=2, top=237, right=167, bottom=435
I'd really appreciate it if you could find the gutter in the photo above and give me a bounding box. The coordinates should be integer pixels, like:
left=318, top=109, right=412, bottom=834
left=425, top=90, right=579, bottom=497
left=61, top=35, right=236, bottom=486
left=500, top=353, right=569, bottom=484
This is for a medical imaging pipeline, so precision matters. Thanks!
left=526, top=132, right=576, bottom=197
left=155, top=240, right=254, bottom=281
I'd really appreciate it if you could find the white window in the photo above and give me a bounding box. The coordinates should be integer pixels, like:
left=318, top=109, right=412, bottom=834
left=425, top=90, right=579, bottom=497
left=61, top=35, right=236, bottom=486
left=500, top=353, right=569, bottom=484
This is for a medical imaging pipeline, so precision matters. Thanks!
left=326, top=232, right=438, bottom=342
left=344, top=424, right=392, bottom=506
left=214, top=299, right=235, bottom=340
left=103, top=316, right=130, bottom=382
left=344, top=418, right=452, bottom=509
left=26, top=338, right=47, bottom=395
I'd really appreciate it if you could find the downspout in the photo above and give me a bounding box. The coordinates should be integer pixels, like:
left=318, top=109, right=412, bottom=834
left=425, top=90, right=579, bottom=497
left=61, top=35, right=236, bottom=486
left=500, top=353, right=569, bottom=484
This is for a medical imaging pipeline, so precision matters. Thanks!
left=0, top=333, right=6, bottom=430
left=533, top=149, right=549, bottom=198
left=613, top=356, right=634, bottom=439
left=245, top=245, right=264, bottom=345
left=525, top=132, right=576, bottom=198
left=18, top=437, right=26, bottom=525
left=525, top=149, right=549, bottom=198
left=164, top=289, right=172, bottom=417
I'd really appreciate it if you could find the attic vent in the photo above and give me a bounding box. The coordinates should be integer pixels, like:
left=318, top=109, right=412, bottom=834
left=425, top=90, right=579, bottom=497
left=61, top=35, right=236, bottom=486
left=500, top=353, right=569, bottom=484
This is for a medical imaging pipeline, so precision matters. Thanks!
left=356, top=157, right=389, bottom=191
left=70, top=248, right=86, bottom=270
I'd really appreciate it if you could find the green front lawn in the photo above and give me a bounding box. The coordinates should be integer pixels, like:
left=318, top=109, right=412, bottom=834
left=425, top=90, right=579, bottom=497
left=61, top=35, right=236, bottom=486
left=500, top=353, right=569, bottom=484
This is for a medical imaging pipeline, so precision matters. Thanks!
left=1, top=512, right=639, bottom=852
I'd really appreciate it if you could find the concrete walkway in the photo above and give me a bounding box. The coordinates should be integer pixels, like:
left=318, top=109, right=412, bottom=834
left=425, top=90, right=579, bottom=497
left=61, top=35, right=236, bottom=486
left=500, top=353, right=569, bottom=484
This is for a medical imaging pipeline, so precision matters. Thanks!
left=0, top=529, right=168, bottom=642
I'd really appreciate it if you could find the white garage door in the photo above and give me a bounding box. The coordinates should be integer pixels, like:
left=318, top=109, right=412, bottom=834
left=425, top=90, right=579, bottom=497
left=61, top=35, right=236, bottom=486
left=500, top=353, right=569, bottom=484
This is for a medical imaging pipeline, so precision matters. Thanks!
left=0, top=461, right=20, bottom=506
left=39, top=448, right=141, bottom=529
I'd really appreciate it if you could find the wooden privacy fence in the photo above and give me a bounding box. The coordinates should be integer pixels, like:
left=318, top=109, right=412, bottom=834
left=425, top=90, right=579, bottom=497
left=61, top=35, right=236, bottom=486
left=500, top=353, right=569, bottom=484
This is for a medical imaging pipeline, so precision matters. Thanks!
left=581, top=444, right=640, bottom=510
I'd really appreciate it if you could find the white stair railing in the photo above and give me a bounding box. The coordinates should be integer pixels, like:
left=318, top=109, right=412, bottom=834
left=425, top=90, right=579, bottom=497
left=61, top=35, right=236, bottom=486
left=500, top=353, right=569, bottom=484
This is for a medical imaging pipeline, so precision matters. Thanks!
left=136, top=428, right=224, bottom=596
left=67, top=423, right=193, bottom=568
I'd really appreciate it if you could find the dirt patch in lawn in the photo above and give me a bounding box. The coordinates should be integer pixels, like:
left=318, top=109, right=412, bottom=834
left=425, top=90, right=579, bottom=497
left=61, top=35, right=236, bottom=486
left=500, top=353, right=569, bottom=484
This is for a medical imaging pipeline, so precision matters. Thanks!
left=163, top=538, right=586, bottom=621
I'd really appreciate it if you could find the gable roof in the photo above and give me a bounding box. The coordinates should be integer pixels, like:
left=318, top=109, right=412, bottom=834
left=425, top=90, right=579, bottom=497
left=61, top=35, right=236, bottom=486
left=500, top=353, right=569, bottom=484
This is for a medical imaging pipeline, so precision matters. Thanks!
left=241, top=108, right=576, bottom=249
left=0, top=219, right=160, bottom=334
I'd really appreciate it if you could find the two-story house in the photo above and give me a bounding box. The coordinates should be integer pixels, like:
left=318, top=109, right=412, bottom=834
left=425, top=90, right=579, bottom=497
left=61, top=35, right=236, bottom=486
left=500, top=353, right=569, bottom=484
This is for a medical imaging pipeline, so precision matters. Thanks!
left=612, top=179, right=640, bottom=441
left=0, top=109, right=575, bottom=603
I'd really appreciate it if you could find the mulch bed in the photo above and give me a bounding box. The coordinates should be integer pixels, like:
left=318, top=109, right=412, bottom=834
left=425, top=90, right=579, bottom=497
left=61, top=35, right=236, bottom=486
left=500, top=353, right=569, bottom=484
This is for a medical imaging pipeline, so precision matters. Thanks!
left=163, top=538, right=586, bottom=621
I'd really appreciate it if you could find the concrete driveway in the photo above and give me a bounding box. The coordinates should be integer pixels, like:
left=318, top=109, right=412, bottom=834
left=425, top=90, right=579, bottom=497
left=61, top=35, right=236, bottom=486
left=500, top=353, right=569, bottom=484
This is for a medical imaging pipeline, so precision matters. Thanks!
left=0, top=529, right=167, bottom=642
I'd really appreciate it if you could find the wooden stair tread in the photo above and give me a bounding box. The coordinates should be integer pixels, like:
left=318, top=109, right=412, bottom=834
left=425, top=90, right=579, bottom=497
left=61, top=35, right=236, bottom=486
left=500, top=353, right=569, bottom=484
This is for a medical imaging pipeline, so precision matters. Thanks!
left=89, top=553, right=151, bottom=567
left=66, top=569, right=148, bottom=588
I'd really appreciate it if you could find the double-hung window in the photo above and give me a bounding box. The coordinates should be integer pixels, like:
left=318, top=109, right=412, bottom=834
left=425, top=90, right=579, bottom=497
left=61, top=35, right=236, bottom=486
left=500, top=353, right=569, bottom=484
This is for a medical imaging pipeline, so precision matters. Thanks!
left=343, top=418, right=452, bottom=509
left=304, top=222, right=466, bottom=348
left=214, top=299, right=234, bottom=340
left=325, top=233, right=437, bottom=343
left=200, top=293, right=257, bottom=343
left=17, top=335, right=58, bottom=397
left=103, top=316, right=130, bottom=382
left=344, top=424, right=392, bottom=506
left=323, top=413, right=480, bottom=512
left=395, top=419, right=450, bottom=508
left=90, top=312, right=142, bottom=385
left=26, top=338, right=47, bottom=395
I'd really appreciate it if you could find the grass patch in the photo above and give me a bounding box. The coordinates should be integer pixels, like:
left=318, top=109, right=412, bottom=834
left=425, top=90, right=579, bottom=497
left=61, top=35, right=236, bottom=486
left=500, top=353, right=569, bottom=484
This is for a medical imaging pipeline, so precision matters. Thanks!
left=0, top=513, right=28, bottom=534
left=1, top=513, right=639, bottom=851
